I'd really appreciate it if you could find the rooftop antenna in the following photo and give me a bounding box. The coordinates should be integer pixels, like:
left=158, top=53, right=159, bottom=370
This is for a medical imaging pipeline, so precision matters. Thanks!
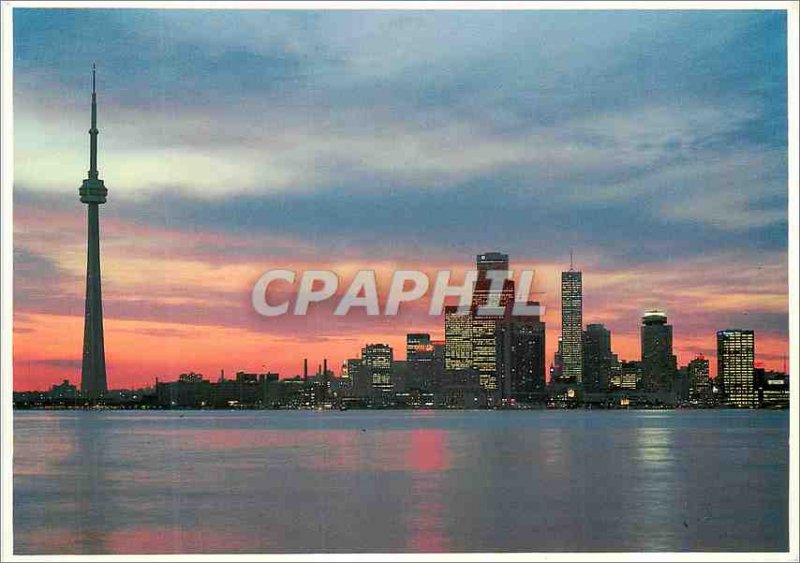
left=569, top=248, right=574, bottom=271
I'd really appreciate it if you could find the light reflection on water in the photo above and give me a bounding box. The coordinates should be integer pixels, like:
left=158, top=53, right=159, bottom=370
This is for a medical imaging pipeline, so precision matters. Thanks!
left=13, top=410, right=788, bottom=554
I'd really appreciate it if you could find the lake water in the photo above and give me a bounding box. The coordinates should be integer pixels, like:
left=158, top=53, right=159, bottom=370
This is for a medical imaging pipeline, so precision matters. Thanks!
left=13, top=409, right=789, bottom=554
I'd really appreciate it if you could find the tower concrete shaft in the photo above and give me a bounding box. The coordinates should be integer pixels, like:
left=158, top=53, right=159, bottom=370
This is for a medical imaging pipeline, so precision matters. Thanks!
left=80, top=65, right=108, bottom=399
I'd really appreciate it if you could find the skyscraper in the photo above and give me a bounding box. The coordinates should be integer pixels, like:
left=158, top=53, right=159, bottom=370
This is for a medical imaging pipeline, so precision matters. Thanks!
left=687, top=355, right=711, bottom=403
left=79, top=66, right=109, bottom=400
left=561, top=257, right=582, bottom=384
left=640, top=310, right=677, bottom=393
left=717, top=330, right=756, bottom=408
left=445, top=305, right=472, bottom=370
left=471, top=252, right=514, bottom=391
left=500, top=304, right=546, bottom=400
left=582, top=323, right=613, bottom=392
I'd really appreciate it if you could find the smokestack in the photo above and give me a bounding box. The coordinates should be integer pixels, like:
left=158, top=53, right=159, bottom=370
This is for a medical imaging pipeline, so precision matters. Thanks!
left=303, top=358, right=308, bottom=381
left=323, top=359, right=328, bottom=378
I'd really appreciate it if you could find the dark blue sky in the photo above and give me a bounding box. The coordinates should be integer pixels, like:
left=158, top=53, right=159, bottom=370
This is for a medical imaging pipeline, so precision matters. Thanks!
left=14, top=9, right=788, bottom=266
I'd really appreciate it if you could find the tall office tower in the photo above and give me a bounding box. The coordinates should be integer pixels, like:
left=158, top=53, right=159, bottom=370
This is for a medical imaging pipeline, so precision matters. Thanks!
left=79, top=66, right=109, bottom=400
left=472, top=252, right=515, bottom=391
left=445, top=305, right=473, bottom=370
left=407, top=333, right=434, bottom=362
left=686, top=355, right=711, bottom=403
left=362, top=343, right=394, bottom=391
left=640, top=310, right=678, bottom=392
left=717, top=330, right=756, bottom=408
left=582, top=323, right=613, bottom=392
left=471, top=316, right=501, bottom=390
left=500, top=303, right=546, bottom=400
left=561, top=257, right=583, bottom=384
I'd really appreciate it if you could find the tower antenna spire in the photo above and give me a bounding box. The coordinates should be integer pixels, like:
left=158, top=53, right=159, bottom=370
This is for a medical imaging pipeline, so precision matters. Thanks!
left=569, top=248, right=574, bottom=271
left=88, top=64, right=99, bottom=180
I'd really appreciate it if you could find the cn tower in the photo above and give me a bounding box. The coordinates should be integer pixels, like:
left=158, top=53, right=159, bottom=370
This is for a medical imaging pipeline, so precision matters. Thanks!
left=79, top=65, right=108, bottom=400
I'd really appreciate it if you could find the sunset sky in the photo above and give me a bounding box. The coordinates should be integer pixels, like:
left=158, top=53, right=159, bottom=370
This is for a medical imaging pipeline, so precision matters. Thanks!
left=13, top=8, right=789, bottom=390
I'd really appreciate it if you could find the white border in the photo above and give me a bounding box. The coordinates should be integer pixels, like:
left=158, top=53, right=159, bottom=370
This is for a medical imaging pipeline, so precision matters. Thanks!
left=1, top=1, right=15, bottom=563
left=785, top=0, right=799, bottom=559
left=1, top=1, right=798, bottom=562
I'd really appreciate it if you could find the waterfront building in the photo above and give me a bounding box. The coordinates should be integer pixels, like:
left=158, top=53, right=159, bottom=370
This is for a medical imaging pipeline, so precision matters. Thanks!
left=445, top=305, right=473, bottom=370
left=582, top=323, right=613, bottom=392
left=640, top=310, right=677, bottom=392
left=619, top=360, right=641, bottom=390
left=499, top=305, right=546, bottom=401
left=687, top=356, right=711, bottom=403
left=561, top=259, right=582, bottom=383
left=49, top=380, right=79, bottom=401
left=362, top=343, right=394, bottom=391
left=471, top=252, right=515, bottom=391
left=717, top=330, right=756, bottom=407
left=754, top=368, right=789, bottom=408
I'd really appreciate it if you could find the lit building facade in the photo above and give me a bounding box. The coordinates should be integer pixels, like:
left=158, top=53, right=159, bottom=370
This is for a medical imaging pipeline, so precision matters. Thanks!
left=754, top=368, right=789, bottom=408
left=362, top=343, right=394, bottom=391
left=471, top=316, right=501, bottom=390
left=619, top=360, right=641, bottom=390
left=445, top=305, right=472, bottom=370
left=471, top=252, right=514, bottom=391
left=717, top=329, right=756, bottom=408
left=561, top=268, right=582, bottom=383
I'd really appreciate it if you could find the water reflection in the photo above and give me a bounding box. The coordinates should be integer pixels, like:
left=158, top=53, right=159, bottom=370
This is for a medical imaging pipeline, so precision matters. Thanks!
left=405, top=429, right=450, bottom=552
left=619, top=425, right=683, bottom=551
left=13, top=410, right=789, bottom=554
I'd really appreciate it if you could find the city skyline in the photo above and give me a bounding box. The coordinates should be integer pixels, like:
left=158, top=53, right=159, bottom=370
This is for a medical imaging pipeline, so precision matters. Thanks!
left=14, top=247, right=786, bottom=393
left=12, top=9, right=789, bottom=390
